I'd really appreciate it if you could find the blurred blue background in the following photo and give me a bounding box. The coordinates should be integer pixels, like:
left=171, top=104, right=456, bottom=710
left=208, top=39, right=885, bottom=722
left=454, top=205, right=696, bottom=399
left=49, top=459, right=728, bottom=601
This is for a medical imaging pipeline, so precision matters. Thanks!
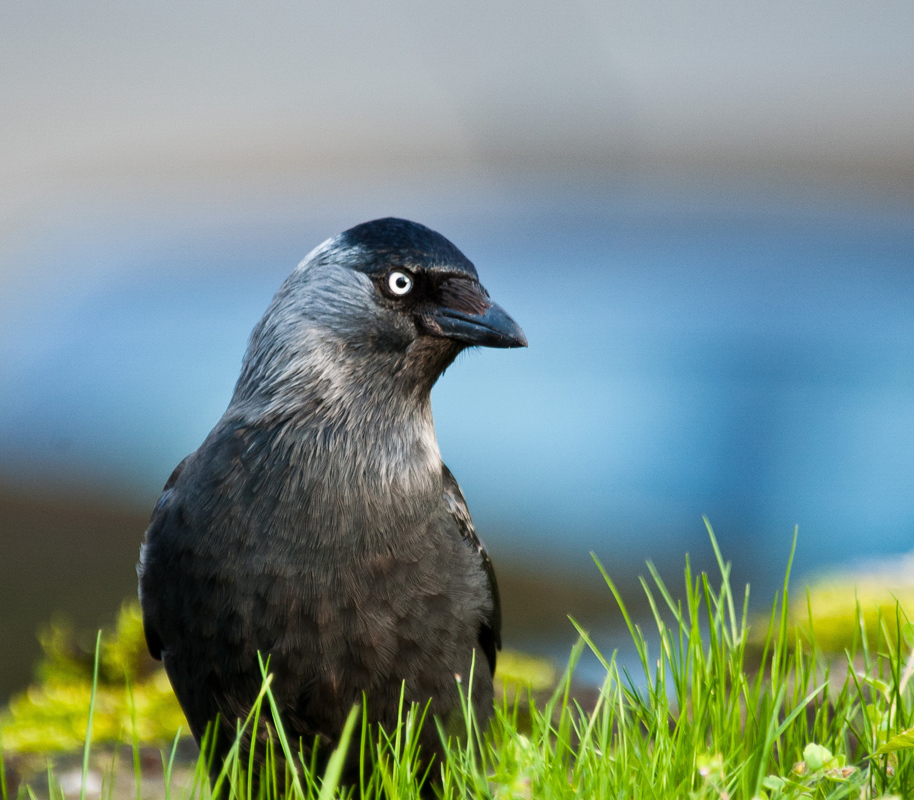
left=1, top=1, right=913, bottom=698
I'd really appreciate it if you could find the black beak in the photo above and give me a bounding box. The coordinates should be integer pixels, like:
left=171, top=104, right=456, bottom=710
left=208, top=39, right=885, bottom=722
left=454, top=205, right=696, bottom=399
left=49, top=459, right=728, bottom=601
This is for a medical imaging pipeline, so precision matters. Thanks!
left=420, top=278, right=527, bottom=349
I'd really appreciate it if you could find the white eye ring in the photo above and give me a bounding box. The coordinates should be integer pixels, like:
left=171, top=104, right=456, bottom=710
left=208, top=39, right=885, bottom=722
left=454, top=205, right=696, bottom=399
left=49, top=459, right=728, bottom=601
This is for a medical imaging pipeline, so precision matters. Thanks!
left=387, top=270, right=413, bottom=296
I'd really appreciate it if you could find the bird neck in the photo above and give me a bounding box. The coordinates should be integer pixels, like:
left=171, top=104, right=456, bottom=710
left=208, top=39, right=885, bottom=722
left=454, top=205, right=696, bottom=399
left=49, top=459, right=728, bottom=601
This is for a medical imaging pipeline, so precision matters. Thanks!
left=229, top=354, right=443, bottom=502
left=237, top=395, right=442, bottom=551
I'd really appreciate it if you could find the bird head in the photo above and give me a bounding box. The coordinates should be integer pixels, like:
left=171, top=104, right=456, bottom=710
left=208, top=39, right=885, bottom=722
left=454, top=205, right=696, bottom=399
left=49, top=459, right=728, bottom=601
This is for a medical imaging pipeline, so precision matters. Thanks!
left=233, top=218, right=526, bottom=411
left=335, top=218, right=527, bottom=352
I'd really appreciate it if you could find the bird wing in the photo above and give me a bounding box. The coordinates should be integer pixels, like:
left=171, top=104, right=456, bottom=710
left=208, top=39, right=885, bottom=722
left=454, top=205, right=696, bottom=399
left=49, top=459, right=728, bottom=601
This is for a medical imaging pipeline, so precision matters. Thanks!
left=139, top=455, right=191, bottom=661
left=441, top=465, right=501, bottom=675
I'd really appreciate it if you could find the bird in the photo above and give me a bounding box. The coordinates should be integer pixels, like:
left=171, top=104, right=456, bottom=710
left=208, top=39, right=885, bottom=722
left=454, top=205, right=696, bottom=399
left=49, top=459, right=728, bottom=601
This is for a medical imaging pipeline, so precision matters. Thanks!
left=138, top=217, right=526, bottom=786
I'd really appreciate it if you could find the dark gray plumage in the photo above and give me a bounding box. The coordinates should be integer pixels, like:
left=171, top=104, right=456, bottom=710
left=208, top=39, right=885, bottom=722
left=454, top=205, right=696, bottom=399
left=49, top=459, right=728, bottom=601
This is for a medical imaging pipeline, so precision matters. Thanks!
left=138, top=218, right=526, bottom=782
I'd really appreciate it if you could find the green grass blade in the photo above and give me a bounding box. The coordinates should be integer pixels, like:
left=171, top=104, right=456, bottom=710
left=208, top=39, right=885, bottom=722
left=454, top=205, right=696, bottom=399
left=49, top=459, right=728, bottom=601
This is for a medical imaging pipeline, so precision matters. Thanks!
left=257, top=654, right=306, bottom=799
left=160, top=728, right=182, bottom=800
left=318, top=706, right=361, bottom=800
left=79, top=630, right=102, bottom=800
left=123, top=672, right=142, bottom=800
left=0, top=732, right=7, bottom=800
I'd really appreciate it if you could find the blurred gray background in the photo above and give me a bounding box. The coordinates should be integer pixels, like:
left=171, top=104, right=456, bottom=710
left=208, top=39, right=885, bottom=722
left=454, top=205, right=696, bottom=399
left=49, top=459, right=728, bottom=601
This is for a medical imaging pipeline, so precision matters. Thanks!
left=2, top=1, right=913, bottom=699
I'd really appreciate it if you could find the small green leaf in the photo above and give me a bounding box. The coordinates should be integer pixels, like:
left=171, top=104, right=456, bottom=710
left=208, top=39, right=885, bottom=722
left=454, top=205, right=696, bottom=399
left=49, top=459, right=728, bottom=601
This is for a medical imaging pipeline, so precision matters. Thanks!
left=875, top=726, right=914, bottom=754
left=803, top=743, right=832, bottom=771
left=762, top=775, right=786, bottom=790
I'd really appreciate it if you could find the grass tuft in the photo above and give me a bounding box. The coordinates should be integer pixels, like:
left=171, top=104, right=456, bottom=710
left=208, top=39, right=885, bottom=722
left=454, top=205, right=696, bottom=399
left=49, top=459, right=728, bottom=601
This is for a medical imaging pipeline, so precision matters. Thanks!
left=6, top=525, right=914, bottom=798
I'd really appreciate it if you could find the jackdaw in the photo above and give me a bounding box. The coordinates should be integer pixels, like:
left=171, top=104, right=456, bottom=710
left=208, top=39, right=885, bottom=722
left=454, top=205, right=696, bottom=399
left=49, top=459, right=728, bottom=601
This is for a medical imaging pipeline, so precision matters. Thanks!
left=138, top=218, right=526, bottom=783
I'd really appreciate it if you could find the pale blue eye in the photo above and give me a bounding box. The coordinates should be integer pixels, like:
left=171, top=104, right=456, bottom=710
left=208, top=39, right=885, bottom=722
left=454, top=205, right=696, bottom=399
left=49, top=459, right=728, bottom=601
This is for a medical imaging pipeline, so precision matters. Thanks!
left=387, top=271, right=413, bottom=296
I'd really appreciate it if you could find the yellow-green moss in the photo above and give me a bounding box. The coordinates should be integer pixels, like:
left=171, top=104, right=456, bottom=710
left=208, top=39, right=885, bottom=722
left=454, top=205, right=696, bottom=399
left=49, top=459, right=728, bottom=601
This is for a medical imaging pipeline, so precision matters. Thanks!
left=789, top=571, right=914, bottom=653
left=1, top=602, right=186, bottom=753
left=494, top=649, right=557, bottom=693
